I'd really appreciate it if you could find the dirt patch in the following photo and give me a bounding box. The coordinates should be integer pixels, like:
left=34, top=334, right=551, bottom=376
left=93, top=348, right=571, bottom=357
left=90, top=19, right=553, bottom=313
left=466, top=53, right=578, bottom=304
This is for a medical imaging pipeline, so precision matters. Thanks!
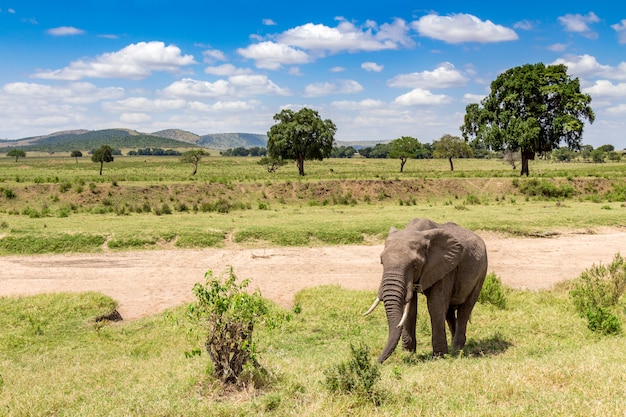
left=1, top=227, right=625, bottom=321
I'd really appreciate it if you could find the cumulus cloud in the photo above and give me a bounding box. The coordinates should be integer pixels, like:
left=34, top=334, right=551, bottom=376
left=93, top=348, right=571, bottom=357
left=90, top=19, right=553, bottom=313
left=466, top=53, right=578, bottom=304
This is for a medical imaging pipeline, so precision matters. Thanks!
left=278, top=18, right=411, bottom=53
left=46, top=26, right=85, bottom=36
left=361, top=62, right=384, bottom=72
left=3, top=81, right=124, bottom=103
left=162, top=75, right=289, bottom=98
left=331, top=99, right=385, bottom=110
left=552, top=54, right=626, bottom=81
left=204, top=64, right=253, bottom=76
left=237, top=41, right=310, bottom=69
left=263, top=18, right=277, bottom=26
left=393, top=88, right=450, bottom=106
left=412, top=13, right=518, bottom=44
left=388, top=62, right=468, bottom=89
left=304, top=80, right=363, bottom=97
left=33, top=41, right=196, bottom=80
left=558, top=12, right=600, bottom=39
left=611, top=19, right=626, bottom=44
left=203, top=49, right=227, bottom=63
left=583, top=80, right=626, bottom=98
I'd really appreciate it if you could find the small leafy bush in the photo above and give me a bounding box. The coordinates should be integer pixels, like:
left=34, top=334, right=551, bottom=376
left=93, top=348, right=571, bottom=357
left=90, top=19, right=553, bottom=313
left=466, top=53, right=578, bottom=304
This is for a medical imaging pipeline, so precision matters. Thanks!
left=478, top=272, right=507, bottom=309
left=570, top=253, right=626, bottom=334
left=188, top=267, right=278, bottom=385
left=324, top=343, right=382, bottom=404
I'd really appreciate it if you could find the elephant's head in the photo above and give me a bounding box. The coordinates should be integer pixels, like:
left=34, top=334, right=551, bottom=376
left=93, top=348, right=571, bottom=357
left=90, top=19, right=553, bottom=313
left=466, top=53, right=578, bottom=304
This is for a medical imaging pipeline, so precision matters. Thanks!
left=365, top=226, right=463, bottom=363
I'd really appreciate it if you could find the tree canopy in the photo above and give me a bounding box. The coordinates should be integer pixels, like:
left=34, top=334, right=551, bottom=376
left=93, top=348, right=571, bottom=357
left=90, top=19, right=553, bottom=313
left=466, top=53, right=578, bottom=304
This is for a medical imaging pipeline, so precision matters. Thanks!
left=91, top=145, right=114, bottom=175
left=267, top=108, right=337, bottom=176
left=7, top=149, right=25, bottom=162
left=180, top=149, right=209, bottom=176
left=388, top=136, right=422, bottom=172
left=460, top=63, right=595, bottom=176
left=432, top=134, right=473, bottom=171
left=70, top=150, right=82, bottom=163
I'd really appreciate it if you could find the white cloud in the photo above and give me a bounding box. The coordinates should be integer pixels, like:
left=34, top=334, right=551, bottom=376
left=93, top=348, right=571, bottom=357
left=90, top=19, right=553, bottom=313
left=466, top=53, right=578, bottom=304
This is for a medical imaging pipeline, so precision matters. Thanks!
left=263, top=18, right=277, bottom=26
left=237, top=41, right=310, bottom=69
left=393, top=88, right=450, bottom=106
left=204, top=64, right=253, bottom=76
left=388, top=62, right=468, bottom=89
left=120, top=113, right=151, bottom=123
left=330, top=66, right=346, bottom=73
left=3, top=81, right=124, bottom=103
left=331, top=99, right=385, bottom=110
left=513, top=20, right=534, bottom=31
left=558, top=12, right=600, bottom=39
left=361, top=62, right=384, bottom=72
left=33, top=41, right=196, bottom=80
left=47, top=26, right=85, bottom=36
left=303, top=80, right=363, bottom=97
left=552, top=54, right=626, bottom=81
left=611, top=19, right=626, bottom=45
left=162, top=75, right=289, bottom=99
left=412, top=13, right=518, bottom=44
left=463, top=93, right=486, bottom=103
left=547, top=43, right=569, bottom=52
left=103, top=97, right=187, bottom=112
left=277, top=18, right=411, bottom=53
left=583, top=80, right=626, bottom=98
left=202, top=49, right=227, bottom=63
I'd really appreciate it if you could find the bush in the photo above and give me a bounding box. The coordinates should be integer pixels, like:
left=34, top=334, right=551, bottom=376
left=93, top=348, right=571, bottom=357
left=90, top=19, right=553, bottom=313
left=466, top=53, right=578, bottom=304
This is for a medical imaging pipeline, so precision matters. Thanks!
left=478, top=272, right=507, bottom=309
left=570, top=254, right=626, bottom=334
left=188, top=267, right=277, bottom=385
left=324, top=343, right=383, bottom=404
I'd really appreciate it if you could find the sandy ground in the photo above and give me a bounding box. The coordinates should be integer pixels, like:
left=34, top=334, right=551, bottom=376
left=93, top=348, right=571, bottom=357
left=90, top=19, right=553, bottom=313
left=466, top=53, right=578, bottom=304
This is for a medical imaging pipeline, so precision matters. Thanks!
left=1, top=228, right=625, bottom=321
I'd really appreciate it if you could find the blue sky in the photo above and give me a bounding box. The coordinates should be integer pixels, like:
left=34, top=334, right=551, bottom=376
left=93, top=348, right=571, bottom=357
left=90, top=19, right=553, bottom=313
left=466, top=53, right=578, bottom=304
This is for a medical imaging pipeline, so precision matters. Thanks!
left=1, top=1, right=625, bottom=148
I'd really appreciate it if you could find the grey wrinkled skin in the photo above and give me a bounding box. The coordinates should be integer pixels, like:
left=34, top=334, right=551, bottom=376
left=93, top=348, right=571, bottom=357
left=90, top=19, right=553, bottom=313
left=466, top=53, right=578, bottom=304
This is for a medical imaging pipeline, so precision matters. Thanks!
left=374, top=218, right=488, bottom=363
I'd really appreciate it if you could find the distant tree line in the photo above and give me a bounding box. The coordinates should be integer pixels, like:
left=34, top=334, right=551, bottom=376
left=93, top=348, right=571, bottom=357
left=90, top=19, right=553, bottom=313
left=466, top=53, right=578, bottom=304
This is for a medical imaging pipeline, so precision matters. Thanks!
left=220, top=146, right=267, bottom=157
left=127, top=147, right=182, bottom=156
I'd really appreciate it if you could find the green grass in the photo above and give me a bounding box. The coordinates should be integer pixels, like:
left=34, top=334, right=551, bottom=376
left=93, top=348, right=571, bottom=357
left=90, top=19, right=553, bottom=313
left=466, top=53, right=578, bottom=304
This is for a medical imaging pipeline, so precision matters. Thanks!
left=1, top=284, right=625, bottom=416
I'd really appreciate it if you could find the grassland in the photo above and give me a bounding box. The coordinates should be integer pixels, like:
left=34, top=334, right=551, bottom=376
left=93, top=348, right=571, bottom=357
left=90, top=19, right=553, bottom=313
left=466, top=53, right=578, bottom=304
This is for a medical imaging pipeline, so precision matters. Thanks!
left=0, top=154, right=625, bottom=254
left=1, top=154, right=626, bottom=416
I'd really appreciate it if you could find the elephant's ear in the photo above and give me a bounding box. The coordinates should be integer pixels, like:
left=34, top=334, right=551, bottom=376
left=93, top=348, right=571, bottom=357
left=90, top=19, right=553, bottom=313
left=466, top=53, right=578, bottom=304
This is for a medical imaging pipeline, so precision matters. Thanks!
left=418, top=229, right=463, bottom=291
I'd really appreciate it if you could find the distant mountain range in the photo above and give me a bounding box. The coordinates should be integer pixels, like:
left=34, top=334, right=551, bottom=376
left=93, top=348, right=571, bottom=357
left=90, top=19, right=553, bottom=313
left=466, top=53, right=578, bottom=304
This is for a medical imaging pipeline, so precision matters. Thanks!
left=0, top=129, right=270, bottom=152
left=0, top=128, right=380, bottom=153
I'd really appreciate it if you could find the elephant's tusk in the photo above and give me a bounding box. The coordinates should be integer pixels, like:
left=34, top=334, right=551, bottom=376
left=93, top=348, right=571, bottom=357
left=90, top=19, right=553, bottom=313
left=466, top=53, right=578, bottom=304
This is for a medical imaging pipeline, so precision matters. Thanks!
left=397, top=302, right=411, bottom=328
left=363, top=297, right=380, bottom=316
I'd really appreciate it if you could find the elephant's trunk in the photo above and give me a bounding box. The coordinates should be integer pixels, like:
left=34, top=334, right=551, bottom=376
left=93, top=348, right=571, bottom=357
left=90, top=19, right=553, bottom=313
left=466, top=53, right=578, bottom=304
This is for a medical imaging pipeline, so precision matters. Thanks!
left=378, top=272, right=406, bottom=363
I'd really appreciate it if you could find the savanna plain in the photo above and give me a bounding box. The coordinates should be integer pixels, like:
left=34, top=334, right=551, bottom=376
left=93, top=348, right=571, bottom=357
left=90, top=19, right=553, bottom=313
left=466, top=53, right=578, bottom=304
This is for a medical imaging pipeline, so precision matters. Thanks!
left=1, top=154, right=626, bottom=416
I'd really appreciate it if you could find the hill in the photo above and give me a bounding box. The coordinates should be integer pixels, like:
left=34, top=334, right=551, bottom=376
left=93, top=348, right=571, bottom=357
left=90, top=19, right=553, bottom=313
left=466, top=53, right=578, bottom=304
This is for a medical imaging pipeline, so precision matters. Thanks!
left=0, top=129, right=271, bottom=153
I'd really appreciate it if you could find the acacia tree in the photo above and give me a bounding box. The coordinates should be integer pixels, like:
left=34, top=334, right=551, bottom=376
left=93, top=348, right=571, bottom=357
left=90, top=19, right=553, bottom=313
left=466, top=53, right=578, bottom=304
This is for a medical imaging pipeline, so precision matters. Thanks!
left=461, top=63, right=595, bottom=176
left=91, top=145, right=114, bottom=175
left=180, top=149, right=208, bottom=176
left=7, top=149, right=26, bottom=162
left=388, top=136, right=421, bottom=172
left=267, top=108, right=337, bottom=176
left=432, top=134, right=473, bottom=171
left=70, top=150, right=82, bottom=163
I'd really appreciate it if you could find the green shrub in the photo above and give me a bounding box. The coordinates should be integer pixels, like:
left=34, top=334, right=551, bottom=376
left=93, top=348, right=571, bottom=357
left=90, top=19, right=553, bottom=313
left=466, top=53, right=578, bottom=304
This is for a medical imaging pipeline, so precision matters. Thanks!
left=324, top=343, right=382, bottom=404
left=570, top=254, right=626, bottom=334
left=188, top=267, right=277, bottom=385
left=478, top=272, right=507, bottom=309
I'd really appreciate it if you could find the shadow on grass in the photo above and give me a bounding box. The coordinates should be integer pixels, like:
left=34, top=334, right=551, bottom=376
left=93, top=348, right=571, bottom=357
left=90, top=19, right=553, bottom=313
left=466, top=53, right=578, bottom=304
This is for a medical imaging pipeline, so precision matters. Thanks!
left=401, top=332, right=512, bottom=364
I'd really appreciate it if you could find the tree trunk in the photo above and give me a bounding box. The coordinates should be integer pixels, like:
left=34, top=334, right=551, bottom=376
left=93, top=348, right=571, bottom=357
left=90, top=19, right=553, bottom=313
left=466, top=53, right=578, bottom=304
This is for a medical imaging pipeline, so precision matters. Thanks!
left=520, top=151, right=535, bottom=176
left=448, top=157, right=454, bottom=171
left=297, top=157, right=305, bottom=176
left=192, top=163, right=198, bottom=176
left=400, top=158, right=406, bottom=173
left=99, top=161, right=103, bottom=176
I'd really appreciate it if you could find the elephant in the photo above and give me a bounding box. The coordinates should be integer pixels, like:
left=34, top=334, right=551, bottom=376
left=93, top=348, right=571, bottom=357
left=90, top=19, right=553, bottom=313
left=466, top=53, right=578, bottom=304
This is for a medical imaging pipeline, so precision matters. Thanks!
left=364, top=218, right=488, bottom=363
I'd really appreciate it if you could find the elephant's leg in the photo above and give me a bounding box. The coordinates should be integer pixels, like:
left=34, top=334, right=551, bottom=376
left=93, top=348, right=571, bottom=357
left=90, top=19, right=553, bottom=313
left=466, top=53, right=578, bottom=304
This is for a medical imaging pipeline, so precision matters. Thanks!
left=401, top=289, right=418, bottom=352
left=425, top=287, right=449, bottom=356
left=446, top=305, right=456, bottom=340
left=453, top=277, right=485, bottom=351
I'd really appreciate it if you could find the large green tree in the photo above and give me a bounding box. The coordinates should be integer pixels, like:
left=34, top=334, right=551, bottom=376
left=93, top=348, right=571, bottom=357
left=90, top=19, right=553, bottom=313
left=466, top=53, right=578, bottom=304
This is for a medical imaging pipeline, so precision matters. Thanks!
left=461, top=63, right=595, bottom=176
left=388, top=136, right=422, bottom=172
left=432, top=134, right=473, bottom=171
left=91, top=145, right=115, bottom=175
left=267, top=108, right=337, bottom=176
